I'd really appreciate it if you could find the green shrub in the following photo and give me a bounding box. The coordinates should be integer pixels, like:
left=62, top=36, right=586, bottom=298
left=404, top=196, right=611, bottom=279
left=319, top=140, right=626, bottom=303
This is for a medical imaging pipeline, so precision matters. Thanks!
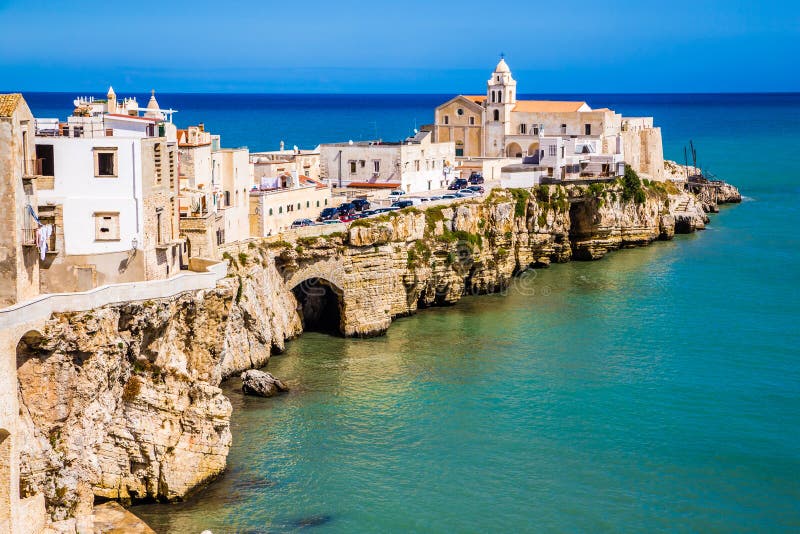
left=266, top=240, right=292, bottom=249
left=222, top=251, right=236, bottom=268
left=508, top=188, right=531, bottom=217
left=237, top=252, right=248, bottom=266
left=349, top=218, right=372, bottom=228
left=621, top=165, right=646, bottom=204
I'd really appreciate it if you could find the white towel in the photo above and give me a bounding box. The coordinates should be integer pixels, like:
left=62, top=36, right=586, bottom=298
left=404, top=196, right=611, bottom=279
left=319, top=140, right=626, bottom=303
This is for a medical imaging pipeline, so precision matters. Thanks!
left=37, top=224, right=52, bottom=260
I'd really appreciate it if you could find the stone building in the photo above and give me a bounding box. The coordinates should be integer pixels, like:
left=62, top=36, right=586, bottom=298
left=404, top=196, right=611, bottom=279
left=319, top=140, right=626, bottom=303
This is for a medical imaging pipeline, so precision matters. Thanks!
left=251, top=147, right=321, bottom=184
left=213, top=147, right=252, bottom=246
left=0, top=94, right=40, bottom=308
left=319, top=130, right=456, bottom=194
left=250, top=174, right=333, bottom=236
left=433, top=59, right=665, bottom=182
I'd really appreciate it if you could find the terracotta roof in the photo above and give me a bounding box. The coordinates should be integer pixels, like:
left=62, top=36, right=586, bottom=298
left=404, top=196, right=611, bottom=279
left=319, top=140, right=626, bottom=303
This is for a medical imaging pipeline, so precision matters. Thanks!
left=0, top=93, right=23, bottom=117
left=347, top=182, right=401, bottom=189
left=463, top=95, right=487, bottom=103
left=512, top=100, right=588, bottom=113
left=299, top=175, right=327, bottom=189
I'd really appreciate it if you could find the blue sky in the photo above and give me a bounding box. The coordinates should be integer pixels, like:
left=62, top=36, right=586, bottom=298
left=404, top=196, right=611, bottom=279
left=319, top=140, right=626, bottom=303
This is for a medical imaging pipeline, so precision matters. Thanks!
left=1, top=0, right=797, bottom=93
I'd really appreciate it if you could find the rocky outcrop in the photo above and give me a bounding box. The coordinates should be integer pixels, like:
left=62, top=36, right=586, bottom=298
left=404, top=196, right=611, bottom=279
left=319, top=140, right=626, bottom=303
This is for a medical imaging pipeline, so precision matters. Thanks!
left=241, top=370, right=289, bottom=397
left=17, top=173, right=739, bottom=525
left=17, top=268, right=301, bottom=521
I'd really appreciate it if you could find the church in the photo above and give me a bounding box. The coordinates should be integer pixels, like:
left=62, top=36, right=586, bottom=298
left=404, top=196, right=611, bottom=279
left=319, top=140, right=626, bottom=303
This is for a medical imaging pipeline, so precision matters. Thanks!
left=432, top=59, right=665, bottom=181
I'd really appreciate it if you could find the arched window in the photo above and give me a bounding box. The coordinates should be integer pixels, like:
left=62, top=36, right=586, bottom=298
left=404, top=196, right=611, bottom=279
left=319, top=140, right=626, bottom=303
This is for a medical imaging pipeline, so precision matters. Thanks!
left=269, top=208, right=273, bottom=215
left=279, top=206, right=282, bottom=214
left=444, top=115, right=449, bottom=125
left=491, top=91, right=495, bottom=103
left=316, top=200, right=320, bottom=207
left=306, top=201, right=309, bottom=208
left=493, top=109, right=500, bottom=121
left=498, top=91, right=502, bottom=103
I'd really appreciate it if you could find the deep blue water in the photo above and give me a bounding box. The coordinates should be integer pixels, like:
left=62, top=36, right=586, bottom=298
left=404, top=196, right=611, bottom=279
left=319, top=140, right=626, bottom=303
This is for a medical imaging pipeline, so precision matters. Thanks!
left=24, top=92, right=800, bottom=532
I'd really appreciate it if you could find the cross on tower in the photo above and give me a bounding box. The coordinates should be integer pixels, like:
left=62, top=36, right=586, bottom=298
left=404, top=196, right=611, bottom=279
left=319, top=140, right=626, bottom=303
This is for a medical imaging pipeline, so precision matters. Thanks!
left=500, top=52, right=505, bottom=59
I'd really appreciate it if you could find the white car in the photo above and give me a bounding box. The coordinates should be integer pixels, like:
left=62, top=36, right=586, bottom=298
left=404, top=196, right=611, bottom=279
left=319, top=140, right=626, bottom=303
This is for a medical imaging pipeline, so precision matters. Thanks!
left=456, top=189, right=477, bottom=197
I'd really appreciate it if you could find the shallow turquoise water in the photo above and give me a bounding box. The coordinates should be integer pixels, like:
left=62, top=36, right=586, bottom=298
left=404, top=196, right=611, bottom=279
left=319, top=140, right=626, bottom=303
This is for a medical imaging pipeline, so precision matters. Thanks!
left=123, top=94, right=800, bottom=532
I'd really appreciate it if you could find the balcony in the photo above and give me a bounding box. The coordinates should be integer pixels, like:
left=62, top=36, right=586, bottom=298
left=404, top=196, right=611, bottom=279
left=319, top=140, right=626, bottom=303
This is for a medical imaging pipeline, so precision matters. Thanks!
left=21, top=224, right=58, bottom=253
left=23, top=158, right=45, bottom=180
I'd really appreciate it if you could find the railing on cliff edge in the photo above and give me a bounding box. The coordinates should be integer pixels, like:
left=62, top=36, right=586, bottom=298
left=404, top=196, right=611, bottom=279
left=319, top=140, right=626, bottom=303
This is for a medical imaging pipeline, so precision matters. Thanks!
left=0, top=258, right=228, bottom=330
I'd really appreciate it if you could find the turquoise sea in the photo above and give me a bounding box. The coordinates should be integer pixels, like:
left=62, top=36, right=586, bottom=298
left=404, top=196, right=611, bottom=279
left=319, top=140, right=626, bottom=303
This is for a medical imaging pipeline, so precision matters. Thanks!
left=28, top=93, right=800, bottom=532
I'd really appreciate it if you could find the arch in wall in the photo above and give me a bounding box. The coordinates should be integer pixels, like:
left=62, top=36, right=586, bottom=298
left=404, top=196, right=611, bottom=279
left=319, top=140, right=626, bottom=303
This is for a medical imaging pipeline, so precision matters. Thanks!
left=527, top=142, right=540, bottom=156
left=493, top=109, right=500, bottom=121
left=290, top=278, right=344, bottom=335
left=506, top=142, right=523, bottom=158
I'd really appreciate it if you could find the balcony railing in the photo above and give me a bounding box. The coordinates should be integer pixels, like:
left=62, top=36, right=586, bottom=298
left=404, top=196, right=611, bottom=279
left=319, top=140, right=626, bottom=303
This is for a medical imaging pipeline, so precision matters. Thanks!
left=21, top=225, right=57, bottom=252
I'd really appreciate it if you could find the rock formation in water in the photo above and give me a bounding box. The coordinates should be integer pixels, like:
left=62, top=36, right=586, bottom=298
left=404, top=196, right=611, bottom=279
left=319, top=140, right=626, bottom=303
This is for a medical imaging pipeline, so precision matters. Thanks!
left=241, top=370, right=289, bottom=397
left=16, top=172, right=739, bottom=523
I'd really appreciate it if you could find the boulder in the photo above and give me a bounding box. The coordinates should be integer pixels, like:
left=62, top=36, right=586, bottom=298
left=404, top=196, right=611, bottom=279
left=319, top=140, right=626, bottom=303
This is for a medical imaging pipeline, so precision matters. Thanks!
left=241, top=370, right=289, bottom=397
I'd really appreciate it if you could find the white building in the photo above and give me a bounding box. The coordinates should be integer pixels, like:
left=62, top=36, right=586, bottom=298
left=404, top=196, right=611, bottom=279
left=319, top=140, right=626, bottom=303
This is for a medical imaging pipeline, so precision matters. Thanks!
left=434, top=59, right=665, bottom=182
left=319, top=130, right=456, bottom=194
left=33, top=89, right=182, bottom=292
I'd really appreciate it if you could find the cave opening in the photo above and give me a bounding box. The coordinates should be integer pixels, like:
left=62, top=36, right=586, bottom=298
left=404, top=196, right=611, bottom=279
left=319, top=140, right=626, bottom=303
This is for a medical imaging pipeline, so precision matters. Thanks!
left=291, top=278, right=343, bottom=335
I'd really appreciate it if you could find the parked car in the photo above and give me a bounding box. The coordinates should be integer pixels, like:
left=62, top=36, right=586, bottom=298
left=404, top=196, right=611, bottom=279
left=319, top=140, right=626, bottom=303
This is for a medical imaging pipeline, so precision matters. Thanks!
left=337, top=202, right=356, bottom=215
left=456, top=189, right=477, bottom=197
left=290, top=218, right=314, bottom=228
left=388, top=190, right=406, bottom=198
left=448, top=178, right=468, bottom=190
left=428, top=195, right=443, bottom=201
left=467, top=185, right=485, bottom=194
left=391, top=200, right=415, bottom=209
left=441, top=194, right=457, bottom=199
left=318, top=207, right=339, bottom=221
left=322, top=219, right=342, bottom=225
left=468, top=172, right=485, bottom=184
left=373, top=207, right=394, bottom=213
left=360, top=209, right=378, bottom=217
left=339, top=214, right=358, bottom=222
left=352, top=198, right=371, bottom=211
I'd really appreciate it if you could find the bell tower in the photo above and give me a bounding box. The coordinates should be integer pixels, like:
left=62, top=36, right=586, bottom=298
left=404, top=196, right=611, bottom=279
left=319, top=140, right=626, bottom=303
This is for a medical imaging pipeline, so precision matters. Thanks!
left=485, top=56, right=516, bottom=156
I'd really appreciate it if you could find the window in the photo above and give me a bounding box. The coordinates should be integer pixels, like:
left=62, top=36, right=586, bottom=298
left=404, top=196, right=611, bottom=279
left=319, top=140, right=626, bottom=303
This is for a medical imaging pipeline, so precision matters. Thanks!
left=560, top=124, right=567, bottom=134
left=414, top=160, right=420, bottom=171
left=491, top=91, right=495, bottom=103
left=224, top=190, right=231, bottom=207
left=533, top=125, right=539, bottom=135
left=94, top=212, right=120, bottom=241
left=349, top=161, right=357, bottom=174
left=498, top=92, right=502, bottom=103
left=94, top=148, right=118, bottom=177
left=279, top=206, right=283, bottom=214
left=269, top=208, right=273, bottom=215
left=325, top=199, right=328, bottom=205
left=36, top=144, right=54, bottom=176
left=493, top=110, right=500, bottom=121
left=359, top=160, right=365, bottom=168
left=444, top=115, right=449, bottom=125
left=469, top=117, right=475, bottom=125
left=297, top=203, right=301, bottom=210
left=519, top=124, right=526, bottom=134
left=585, top=123, right=591, bottom=135
left=373, top=160, right=380, bottom=173
left=561, top=146, right=565, bottom=158
left=316, top=200, right=320, bottom=207
left=306, top=201, right=310, bottom=208
left=548, top=145, right=557, bottom=157
left=457, top=108, right=464, bottom=116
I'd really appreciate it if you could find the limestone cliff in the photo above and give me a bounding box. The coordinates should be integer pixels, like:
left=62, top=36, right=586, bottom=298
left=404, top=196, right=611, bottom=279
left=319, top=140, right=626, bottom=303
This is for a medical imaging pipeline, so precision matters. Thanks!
left=16, top=174, right=739, bottom=523
left=16, top=270, right=301, bottom=521
left=264, top=179, right=734, bottom=337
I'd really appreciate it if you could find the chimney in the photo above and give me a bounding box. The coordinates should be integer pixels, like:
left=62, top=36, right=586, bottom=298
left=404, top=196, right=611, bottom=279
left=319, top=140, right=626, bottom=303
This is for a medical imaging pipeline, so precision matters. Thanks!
left=199, top=123, right=205, bottom=132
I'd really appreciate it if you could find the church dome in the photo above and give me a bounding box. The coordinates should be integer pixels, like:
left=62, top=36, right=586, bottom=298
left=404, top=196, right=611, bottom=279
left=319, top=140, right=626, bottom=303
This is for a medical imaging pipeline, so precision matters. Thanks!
left=494, top=58, right=510, bottom=73
left=144, top=89, right=161, bottom=118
